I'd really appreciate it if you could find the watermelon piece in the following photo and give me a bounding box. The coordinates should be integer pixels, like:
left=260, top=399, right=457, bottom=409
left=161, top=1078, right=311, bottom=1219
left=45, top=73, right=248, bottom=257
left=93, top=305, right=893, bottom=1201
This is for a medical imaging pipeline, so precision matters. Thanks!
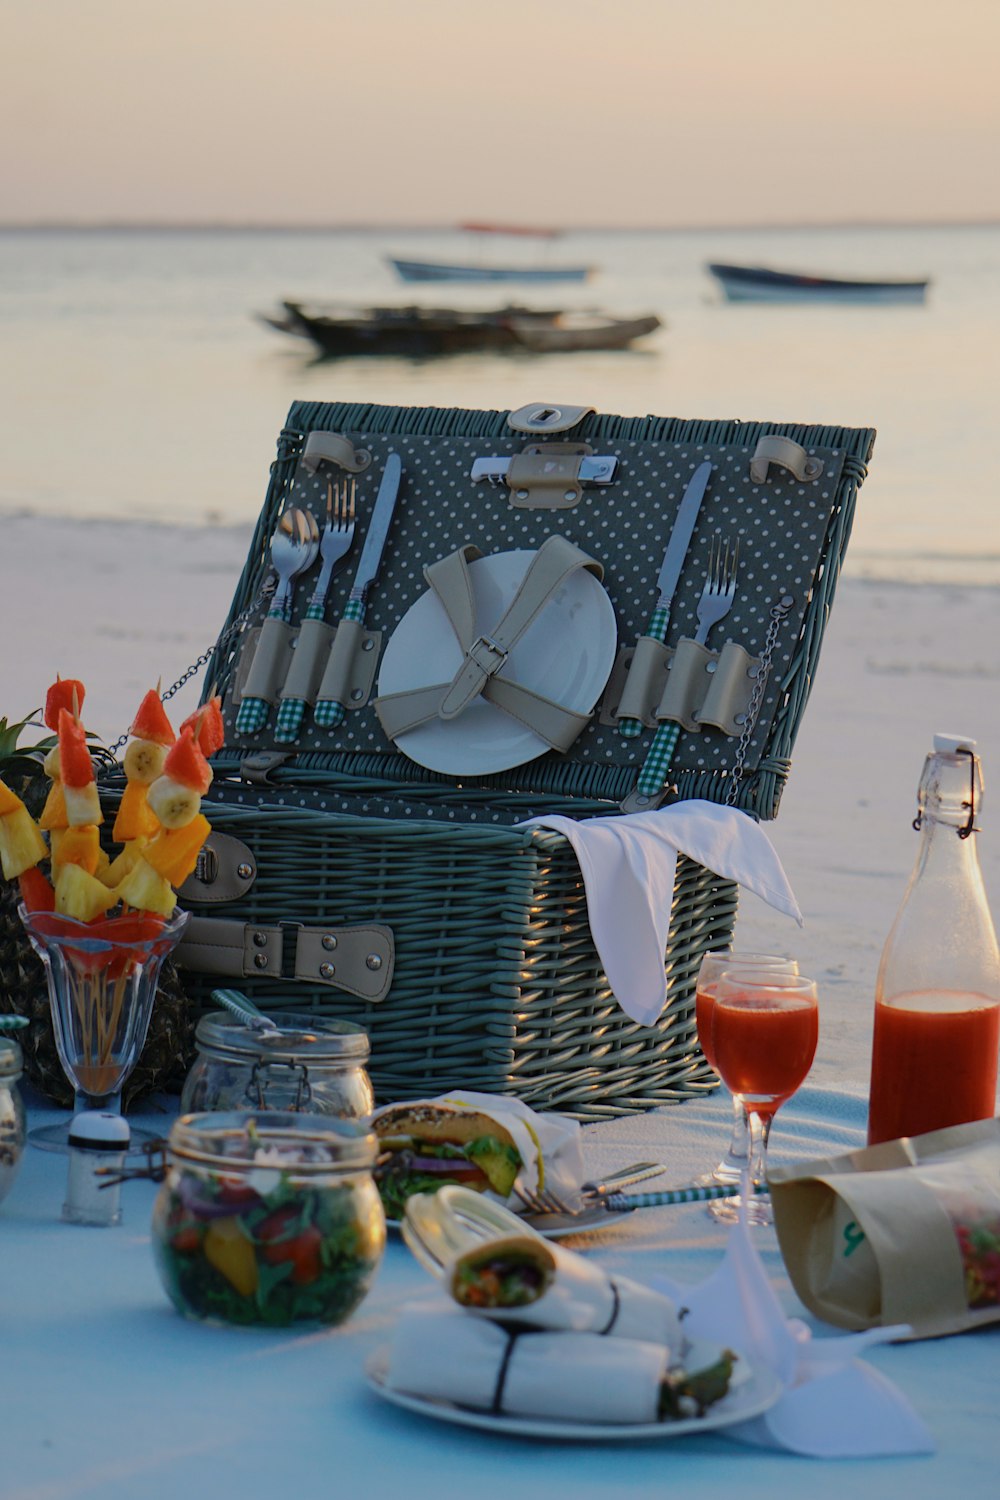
left=180, top=696, right=225, bottom=757
left=44, top=677, right=86, bottom=731
left=143, top=812, right=211, bottom=887
left=113, top=779, right=160, bottom=842
left=129, top=689, right=176, bottom=747
left=57, top=707, right=94, bottom=789
left=162, top=727, right=213, bottom=794
left=18, top=866, right=56, bottom=913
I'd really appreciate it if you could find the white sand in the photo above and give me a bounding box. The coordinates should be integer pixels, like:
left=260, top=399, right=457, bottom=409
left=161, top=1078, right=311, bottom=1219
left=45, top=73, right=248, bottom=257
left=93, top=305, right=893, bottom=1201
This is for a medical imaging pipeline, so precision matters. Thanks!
left=3, top=512, right=999, bottom=1092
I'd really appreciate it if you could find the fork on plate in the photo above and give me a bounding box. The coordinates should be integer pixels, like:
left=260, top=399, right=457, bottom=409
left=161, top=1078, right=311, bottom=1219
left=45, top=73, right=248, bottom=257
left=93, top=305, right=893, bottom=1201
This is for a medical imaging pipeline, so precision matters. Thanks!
left=633, top=534, right=740, bottom=800
left=274, top=480, right=357, bottom=742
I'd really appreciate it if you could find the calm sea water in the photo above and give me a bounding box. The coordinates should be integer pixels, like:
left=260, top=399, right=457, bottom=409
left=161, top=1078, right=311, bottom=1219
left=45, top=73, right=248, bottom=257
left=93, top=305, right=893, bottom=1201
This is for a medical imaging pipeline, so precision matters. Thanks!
left=1, top=223, right=998, bottom=583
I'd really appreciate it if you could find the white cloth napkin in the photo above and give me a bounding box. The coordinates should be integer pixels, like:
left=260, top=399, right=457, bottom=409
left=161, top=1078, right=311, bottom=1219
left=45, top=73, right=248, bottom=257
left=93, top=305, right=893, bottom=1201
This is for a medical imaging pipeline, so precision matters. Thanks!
left=518, top=800, right=803, bottom=1025
left=384, top=1302, right=668, bottom=1424
left=652, top=1209, right=935, bottom=1457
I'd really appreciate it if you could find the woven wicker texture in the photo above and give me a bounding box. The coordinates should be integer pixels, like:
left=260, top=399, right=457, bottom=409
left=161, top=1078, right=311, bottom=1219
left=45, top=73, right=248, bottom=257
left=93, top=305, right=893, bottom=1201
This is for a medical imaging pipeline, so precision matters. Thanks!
left=165, top=402, right=876, bottom=1117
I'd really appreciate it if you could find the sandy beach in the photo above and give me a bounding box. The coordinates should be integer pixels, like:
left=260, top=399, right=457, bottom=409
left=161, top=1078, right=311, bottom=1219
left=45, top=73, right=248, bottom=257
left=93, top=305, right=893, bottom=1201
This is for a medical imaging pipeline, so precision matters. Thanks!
left=3, top=510, right=999, bottom=1097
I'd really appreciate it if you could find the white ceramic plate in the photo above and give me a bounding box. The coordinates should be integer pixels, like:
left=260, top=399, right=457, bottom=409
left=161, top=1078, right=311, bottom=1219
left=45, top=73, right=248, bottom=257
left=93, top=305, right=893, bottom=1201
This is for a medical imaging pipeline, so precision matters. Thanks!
left=377, top=549, right=617, bottom=775
left=384, top=1206, right=628, bottom=1241
left=365, top=1347, right=782, bottom=1441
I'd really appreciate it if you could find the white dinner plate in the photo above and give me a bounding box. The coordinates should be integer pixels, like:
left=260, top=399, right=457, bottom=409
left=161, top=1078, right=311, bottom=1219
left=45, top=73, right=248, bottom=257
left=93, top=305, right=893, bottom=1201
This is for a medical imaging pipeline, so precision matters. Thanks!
left=365, top=1347, right=782, bottom=1441
left=384, top=1205, right=629, bottom=1240
left=377, top=549, right=618, bottom=775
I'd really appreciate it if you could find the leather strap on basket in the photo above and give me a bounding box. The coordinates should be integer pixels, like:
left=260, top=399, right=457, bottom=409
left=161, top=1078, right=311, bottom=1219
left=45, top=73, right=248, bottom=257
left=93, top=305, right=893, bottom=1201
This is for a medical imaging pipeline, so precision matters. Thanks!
left=374, top=535, right=603, bottom=752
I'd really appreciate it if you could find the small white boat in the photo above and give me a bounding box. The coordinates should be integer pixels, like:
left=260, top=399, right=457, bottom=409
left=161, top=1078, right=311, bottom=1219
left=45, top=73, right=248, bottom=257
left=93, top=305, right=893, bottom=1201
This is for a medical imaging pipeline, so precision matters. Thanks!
left=707, top=261, right=930, bottom=305
left=388, top=223, right=596, bottom=284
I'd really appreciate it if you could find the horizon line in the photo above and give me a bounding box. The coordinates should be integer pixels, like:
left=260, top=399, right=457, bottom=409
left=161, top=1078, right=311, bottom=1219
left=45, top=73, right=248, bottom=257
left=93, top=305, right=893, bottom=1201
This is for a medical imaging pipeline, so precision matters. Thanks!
left=0, top=216, right=998, bottom=234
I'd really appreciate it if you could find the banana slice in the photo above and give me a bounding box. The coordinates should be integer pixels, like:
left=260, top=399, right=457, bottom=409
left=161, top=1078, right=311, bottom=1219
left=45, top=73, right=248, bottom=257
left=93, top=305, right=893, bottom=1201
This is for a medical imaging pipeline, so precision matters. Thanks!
left=124, top=738, right=167, bottom=786
left=146, top=774, right=201, bottom=829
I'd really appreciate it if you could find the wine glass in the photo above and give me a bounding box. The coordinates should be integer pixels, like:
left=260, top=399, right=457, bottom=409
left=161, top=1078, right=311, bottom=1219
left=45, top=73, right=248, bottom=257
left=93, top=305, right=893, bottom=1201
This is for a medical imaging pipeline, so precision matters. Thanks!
left=19, top=903, right=191, bottom=1152
left=707, top=967, right=818, bottom=1226
left=693, top=951, right=799, bottom=1187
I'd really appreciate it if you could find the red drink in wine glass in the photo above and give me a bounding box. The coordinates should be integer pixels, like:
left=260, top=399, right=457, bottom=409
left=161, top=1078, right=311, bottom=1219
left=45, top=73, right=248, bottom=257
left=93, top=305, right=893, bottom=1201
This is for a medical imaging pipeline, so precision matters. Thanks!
left=709, top=970, right=818, bottom=1225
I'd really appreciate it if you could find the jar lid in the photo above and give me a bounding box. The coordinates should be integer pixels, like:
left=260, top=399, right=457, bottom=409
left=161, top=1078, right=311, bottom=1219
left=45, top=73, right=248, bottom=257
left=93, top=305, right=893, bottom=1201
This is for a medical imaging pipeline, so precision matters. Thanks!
left=168, top=1110, right=377, bottom=1173
left=933, top=733, right=977, bottom=755
left=68, top=1110, right=131, bottom=1149
left=0, top=1036, right=22, bottom=1081
left=195, top=1011, right=370, bottom=1067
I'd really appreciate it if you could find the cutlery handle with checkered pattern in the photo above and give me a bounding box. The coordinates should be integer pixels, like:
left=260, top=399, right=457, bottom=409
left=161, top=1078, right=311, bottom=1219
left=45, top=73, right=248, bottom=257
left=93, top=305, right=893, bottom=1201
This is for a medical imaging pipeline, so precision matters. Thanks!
left=313, top=597, right=365, bottom=730
left=635, top=720, right=681, bottom=799
left=618, top=602, right=669, bottom=739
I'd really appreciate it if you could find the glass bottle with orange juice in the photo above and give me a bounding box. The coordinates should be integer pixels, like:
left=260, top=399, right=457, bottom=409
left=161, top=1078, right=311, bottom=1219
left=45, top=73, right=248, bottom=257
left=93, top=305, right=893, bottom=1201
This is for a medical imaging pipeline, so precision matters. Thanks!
left=867, top=735, right=1000, bottom=1146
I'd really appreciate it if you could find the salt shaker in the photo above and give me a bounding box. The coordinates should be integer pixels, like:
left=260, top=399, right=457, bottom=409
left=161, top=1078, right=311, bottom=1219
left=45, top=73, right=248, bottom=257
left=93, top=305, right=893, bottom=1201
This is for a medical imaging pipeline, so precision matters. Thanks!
left=63, top=1111, right=131, bottom=1226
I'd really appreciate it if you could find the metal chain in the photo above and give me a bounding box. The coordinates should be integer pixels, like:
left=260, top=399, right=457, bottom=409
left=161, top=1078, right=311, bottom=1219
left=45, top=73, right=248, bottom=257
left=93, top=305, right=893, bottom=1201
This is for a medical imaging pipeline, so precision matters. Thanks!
left=106, top=601, right=260, bottom=758
left=725, top=592, right=795, bottom=806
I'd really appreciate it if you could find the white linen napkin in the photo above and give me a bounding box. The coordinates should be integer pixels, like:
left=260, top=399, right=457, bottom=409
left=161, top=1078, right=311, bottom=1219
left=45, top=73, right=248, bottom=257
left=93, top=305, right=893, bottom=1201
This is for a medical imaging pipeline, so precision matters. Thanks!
left=652, top=1209, right=935, bottom=1457
left=517, top=800, right=803, bottom=1025
left=383, top=1302, right=668, bottom=1423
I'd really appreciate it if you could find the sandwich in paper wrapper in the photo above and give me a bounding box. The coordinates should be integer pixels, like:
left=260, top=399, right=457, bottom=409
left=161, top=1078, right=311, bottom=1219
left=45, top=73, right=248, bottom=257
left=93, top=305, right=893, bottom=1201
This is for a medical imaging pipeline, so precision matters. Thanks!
left=770, top=1116, right=1000, bottom=1339
left=372, top=1090, right=583, bottom=1220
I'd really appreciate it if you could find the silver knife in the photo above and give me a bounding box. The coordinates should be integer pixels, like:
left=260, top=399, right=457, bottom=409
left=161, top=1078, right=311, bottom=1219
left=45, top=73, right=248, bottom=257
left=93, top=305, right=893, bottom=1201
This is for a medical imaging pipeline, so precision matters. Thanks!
left=313, top=453, right=403, bottom=729
left=619, top=458, right=713, bottom=737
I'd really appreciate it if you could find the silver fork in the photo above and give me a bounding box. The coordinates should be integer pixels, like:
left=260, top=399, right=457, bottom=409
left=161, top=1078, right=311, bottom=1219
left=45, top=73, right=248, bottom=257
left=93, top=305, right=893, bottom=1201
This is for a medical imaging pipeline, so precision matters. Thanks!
left=274, top=482, right=358, bottom=743
left=693, top=535, right=739, bottom=645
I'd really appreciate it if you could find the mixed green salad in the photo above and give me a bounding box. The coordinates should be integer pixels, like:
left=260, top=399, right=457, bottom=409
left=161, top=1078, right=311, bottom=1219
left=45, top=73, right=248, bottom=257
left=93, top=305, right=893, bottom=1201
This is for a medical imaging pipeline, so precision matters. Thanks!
left=152, top=1165, right=385, bottom=1328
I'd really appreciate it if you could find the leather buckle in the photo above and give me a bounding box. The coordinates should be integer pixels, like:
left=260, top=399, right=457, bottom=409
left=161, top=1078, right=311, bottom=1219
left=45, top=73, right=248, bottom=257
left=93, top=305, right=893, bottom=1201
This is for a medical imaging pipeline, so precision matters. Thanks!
left=468, top=634, right=508, bottom=678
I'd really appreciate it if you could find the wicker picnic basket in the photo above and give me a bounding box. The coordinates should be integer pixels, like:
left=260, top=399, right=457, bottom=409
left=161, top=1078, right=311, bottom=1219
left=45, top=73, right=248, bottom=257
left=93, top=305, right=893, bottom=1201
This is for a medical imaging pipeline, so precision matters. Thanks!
left=149, top=400, right=875, bottom=1119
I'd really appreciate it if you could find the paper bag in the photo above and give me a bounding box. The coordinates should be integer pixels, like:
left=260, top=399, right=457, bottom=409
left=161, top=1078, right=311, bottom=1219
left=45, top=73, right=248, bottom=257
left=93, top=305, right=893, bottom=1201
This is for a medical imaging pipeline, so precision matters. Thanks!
left=769, top=1117, right=1000, bottom=1339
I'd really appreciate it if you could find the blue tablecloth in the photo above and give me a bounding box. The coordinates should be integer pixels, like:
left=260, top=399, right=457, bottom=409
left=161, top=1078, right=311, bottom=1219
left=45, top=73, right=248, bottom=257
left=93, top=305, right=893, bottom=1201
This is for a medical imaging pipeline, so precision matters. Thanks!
left=3, top=1085, right=996, bottom=1500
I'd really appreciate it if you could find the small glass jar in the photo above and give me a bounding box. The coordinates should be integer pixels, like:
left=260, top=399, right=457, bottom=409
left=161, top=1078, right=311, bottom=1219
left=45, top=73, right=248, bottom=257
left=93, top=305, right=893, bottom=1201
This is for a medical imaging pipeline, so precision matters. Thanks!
left=151, top=1110, right=386, bottom=1327
left=180, top=1011, right=374, bottom=1120
left=0, top=1036, right=26, bottom=1207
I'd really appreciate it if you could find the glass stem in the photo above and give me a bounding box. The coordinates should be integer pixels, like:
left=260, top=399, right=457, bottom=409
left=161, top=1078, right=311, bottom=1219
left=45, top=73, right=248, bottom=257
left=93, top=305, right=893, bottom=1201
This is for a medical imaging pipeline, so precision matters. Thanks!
left=746, top=1108, right=773, bottom=1190
left=74, top=1088, right=122, bottom=1116
left=726, top=1094, right=749, bottom=1165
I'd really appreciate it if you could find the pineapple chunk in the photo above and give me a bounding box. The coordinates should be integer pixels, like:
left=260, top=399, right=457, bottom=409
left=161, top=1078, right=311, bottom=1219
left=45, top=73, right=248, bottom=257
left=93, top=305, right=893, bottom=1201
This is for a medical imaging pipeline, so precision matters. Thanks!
left=0, top=805, right=49, bottom=880
left=64, top=781, right=104, bottom=829
left=51, top=823, right=101, bottom=876
left=115, top=858, right=177, bottom=918
left=113, top=779, right=159, bottom=842
left=55, top=862, right=118, bottom=922
left=98, top=838, right=148, bottom=888
left=142, top=813, right=210, bottom=888
left=38, top=779, right=69, bottom=831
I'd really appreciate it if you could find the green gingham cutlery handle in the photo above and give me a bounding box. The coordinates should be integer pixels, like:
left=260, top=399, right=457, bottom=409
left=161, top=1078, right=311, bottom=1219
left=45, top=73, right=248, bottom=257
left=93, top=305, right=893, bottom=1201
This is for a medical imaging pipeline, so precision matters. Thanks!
left=604, top=1180, right=766, bottom=1210
left=635, top=719, right=681, bottom=798
left=235, top=602, right=286, bottom=736
left=618, top=604, right=669, bottom=739
left=273, top=598, right=329, bottom=743
left=313, top=597, right=365, bottom=730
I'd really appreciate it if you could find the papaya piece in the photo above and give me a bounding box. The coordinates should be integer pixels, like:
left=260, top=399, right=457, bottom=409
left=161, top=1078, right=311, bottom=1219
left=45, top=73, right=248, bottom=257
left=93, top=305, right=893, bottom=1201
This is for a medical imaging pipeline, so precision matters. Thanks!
left=113, top=780, right=160, bottom=842
left=51, top=823, right=101, bottom=876
left=38, top=779, right=69, bottom=831
left=142, top=812, right=210, bottom=887
left=0, top=777, right=24, bottom=818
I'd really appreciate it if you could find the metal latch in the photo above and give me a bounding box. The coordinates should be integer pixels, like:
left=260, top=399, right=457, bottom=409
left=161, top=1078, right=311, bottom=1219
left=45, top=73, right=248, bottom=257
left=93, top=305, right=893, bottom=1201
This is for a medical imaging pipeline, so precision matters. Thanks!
left=470, top=454, right=618, bottom=485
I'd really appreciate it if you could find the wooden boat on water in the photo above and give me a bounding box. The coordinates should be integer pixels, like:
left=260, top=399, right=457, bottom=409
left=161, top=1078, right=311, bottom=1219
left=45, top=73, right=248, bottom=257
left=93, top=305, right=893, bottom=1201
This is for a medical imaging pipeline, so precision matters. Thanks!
left=266, top=301, right=660, bottom=358
left=706, top=261, right=930, bottom=304
left=387, top=222, right=595, bottom=284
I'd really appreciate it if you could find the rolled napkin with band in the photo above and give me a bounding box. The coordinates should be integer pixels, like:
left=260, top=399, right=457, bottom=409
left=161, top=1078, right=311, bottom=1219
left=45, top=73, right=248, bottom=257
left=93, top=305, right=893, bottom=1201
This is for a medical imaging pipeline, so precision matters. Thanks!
left=383, top=1303, right=734, bottom=1425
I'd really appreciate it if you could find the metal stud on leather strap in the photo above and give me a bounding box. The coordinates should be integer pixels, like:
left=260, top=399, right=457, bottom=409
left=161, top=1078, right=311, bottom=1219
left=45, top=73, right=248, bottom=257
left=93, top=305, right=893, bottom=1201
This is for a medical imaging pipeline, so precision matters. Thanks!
left=366, top=954, right=382, bottom=971
left=319, top=962, right=336, bottom=979
left=322, top=934, right=338, bottom=951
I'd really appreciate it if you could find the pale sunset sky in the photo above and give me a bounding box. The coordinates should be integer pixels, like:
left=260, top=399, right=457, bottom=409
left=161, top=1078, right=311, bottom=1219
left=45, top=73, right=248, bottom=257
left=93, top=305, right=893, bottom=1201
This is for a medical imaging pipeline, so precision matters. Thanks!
left=2, top=0, right=998, bottom=228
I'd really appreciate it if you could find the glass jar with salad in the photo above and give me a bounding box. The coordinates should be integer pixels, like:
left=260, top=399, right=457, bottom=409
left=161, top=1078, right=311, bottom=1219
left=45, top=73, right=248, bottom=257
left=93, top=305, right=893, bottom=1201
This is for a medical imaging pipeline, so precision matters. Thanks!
left=180, top=1011, right=374, bottom=1120
left=0, top=1035, right=26, bottom=1207
left=151, top=1111, right=386, bottom=1328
